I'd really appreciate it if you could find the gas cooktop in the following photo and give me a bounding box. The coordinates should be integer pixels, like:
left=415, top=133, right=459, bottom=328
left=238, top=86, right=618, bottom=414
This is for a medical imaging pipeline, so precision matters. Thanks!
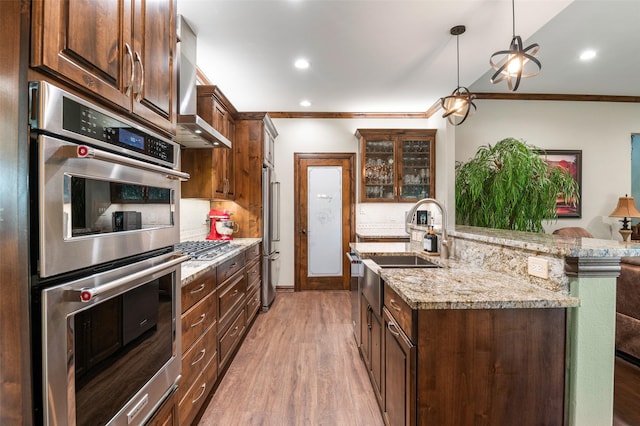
left=175, top=240, right=238, bottom=261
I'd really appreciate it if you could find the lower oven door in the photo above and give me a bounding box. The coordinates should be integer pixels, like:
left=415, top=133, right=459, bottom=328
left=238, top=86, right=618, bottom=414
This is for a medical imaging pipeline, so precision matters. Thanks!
left=40, top=252, right=188, bottom=426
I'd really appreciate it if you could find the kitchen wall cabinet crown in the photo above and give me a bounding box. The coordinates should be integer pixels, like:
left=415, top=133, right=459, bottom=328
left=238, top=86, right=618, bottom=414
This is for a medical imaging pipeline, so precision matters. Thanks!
left=356, top=129, right=436, bottom=202
left=30, top=0, right=178, bottom=136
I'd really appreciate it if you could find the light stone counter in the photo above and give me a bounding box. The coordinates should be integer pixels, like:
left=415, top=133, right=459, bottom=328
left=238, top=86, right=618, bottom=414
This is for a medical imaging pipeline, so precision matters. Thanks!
left=181, top=238, right=261, bottom=286
left=350, top=239, right=579, bottom=310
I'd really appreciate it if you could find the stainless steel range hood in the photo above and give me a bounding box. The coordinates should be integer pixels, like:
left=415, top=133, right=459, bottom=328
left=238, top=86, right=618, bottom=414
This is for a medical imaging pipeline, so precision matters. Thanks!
left=176, top=16, right=231, bottom=149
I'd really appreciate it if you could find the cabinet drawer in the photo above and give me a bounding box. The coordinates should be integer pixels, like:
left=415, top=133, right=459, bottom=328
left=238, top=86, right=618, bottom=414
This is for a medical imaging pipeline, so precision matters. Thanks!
left=246, top=286, right=261, bottom=323
left=246, top=260, right=261, bottom=292
left=217, top=252, right=245, bottom=283
left=180, top=322, right=217, bottom=404
left=182, top=291, right=217, bottom=353
left=218, top=307, right=247, bottom=369
left=218, top=270, right=247, bottom=330
left=384, top=282, right=415, bottom=342
left=245, top=243, right=261, bottom=263
left=178, top=358, right=216, bottom=426
left=181, top=268, right=216, bottom=314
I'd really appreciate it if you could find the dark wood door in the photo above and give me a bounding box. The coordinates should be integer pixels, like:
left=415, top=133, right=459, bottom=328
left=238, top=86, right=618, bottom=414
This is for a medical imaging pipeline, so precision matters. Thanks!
left=130, top=0, right=176, bottom=133
left=294, top=153, right=355, bottom=291
left=31, top=0, right=133, bottom=109
left=383, top=307, right=416, bottom=426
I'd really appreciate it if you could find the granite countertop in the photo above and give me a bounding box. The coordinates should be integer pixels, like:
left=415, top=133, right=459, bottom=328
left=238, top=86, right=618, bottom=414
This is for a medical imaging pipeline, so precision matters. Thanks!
left=351, top=241, right=579, bottom=310
left=181, top=238, right=261, bottom=286
left=452, top=225, right=640, bottom=258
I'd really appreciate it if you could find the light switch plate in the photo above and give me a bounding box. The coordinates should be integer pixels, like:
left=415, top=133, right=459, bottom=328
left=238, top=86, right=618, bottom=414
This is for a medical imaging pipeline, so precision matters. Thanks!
left=528, top=256, right=549, bottom=279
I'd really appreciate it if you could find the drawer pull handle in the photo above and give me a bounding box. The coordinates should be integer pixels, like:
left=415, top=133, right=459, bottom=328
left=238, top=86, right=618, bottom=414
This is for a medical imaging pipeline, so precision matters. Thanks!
left=389, top=299, right=402, bottom=312
left=192, top=383, right=207, bottom=404
left=190, top=283, right=206, bottom=295
left=233, top=289, right=239, bottom=296
left=191, top=314, right=206, bottom=327
left=230, top=326, right=240, bottom=337
left=388, top=321, right=401, bottom=337
left=191, top=349, right=206, bottom=366
left=124, top=43, right=135, bottom=96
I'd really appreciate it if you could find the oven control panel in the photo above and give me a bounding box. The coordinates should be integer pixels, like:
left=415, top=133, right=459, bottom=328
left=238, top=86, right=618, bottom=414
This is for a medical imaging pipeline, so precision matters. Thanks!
left=62, top=97, right=175, bottom=164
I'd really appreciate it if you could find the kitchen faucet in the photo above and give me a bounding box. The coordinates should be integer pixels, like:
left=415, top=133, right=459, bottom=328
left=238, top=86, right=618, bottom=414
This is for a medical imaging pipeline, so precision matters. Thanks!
left=405, top=198, right=450, bottom=259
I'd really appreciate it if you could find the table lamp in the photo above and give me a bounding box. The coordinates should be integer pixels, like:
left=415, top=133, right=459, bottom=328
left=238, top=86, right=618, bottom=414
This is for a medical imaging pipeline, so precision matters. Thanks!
left=609, top=194, right=640, bottom=241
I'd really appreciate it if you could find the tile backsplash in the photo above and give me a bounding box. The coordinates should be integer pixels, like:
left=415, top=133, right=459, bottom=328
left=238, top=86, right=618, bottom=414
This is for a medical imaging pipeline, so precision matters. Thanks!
left=180, top=198, right=210, bottom=241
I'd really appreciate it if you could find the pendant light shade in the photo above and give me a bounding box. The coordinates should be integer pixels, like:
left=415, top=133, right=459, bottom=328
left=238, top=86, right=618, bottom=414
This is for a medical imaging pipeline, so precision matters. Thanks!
left=440, top=25, right=476, bottom=126
left=489, top=0, right=541, bottom=91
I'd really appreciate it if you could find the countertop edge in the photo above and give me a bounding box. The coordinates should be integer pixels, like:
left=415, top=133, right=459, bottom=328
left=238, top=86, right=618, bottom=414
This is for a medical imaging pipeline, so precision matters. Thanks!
left=180, top=238, right=261, bottom=286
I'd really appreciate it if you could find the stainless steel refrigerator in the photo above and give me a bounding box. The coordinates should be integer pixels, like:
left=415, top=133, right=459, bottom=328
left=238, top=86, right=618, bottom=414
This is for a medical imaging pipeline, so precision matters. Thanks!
left=262, top=166, right=280, bottom=311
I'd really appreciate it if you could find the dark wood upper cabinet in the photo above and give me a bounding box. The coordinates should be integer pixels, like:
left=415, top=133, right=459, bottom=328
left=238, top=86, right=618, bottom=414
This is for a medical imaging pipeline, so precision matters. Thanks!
left=356, top=129, right=436, bottom=203
left=31, top=0, right=177, bottom=135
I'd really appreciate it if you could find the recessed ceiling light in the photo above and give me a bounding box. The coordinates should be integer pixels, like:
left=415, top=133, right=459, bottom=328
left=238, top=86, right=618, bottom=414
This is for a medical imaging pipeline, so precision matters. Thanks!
left=580, top=50, right=596, bottom=61
left=300, top=100, right=311, bottom=107
left=294, top=58, right=310, bottom=69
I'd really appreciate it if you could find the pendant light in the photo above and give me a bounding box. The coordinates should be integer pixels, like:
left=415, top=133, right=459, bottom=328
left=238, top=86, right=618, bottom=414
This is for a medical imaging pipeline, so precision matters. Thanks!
left=440, top=25, right=476, bottom=126
left=490, top=0, right=541, bottom=91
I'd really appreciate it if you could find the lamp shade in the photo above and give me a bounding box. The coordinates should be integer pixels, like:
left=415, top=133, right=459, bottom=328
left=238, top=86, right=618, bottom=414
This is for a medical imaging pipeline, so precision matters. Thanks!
left=609, top=195, right=640, bottom=218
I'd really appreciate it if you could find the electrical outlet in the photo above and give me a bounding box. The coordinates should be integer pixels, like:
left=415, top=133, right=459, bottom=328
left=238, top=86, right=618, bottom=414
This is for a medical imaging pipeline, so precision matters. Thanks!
left=528, top=256, right=549, bottom=279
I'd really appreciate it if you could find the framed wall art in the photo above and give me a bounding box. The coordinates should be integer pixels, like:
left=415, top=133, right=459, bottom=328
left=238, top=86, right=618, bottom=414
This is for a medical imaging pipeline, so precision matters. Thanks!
left=538, top=149, right=582, bottom=218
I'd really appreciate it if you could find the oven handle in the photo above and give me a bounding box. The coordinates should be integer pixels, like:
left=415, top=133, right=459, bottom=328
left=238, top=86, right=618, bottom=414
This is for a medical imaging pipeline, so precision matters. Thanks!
left=72, top=254, right=190, bottom=302
left=72, top=145, right=190, bottom=181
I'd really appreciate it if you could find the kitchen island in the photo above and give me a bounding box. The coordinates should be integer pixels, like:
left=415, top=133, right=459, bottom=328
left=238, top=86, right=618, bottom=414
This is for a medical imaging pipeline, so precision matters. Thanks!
left=352, top=225, right=640, bottom=426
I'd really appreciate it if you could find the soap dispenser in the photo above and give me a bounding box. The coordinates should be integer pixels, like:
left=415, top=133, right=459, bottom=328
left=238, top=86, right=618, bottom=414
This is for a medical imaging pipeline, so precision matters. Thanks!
left=424, top=224, right=438, bottom=253
left=422, top=228, right=430, bottom=252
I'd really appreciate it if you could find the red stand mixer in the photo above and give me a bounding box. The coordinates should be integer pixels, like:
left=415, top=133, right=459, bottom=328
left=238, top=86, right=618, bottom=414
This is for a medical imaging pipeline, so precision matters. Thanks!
left=206, top=209, right=239, bottom=240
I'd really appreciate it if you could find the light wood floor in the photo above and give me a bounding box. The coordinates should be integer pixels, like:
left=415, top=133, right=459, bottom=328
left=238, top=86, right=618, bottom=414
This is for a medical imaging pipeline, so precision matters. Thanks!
left=198, top=291, right=640, bottom=426
left=198, top=291, right=383, bottom=425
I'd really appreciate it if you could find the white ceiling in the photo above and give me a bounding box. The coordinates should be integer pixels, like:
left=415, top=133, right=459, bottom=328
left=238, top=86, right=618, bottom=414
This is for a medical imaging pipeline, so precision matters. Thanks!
left=177, top=0, right=640, bottom=113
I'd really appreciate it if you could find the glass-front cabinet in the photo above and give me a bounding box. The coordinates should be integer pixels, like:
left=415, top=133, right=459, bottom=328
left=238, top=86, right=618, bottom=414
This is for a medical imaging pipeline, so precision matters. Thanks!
left=356, top=129, right=436, bottom=202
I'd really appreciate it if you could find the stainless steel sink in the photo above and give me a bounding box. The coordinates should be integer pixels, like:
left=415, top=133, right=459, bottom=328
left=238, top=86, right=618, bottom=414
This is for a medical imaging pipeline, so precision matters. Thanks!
left=369, top=255, right=439, bottom=268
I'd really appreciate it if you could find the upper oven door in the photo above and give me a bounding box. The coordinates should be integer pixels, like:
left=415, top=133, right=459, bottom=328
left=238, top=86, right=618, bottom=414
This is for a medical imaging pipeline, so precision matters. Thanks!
left=38, top=135, right=181, bottom=278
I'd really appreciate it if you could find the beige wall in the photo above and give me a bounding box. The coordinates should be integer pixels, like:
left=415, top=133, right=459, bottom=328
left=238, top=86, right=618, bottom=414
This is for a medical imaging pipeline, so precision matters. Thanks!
left=455, top=99, right=640, bottom=239
left=271, top=117, right=447, bottom=287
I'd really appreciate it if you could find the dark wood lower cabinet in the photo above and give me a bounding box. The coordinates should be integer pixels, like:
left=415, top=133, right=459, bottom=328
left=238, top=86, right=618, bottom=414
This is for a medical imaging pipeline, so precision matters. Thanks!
left=178, top=243, right=262, bottom=425
left=415, top=308, right=566, bottom=425
left=375, top=282, right=567, bottom=426
left=383, top=307, right=415, bottom=426
left=360, top=295, right=383, bottom=404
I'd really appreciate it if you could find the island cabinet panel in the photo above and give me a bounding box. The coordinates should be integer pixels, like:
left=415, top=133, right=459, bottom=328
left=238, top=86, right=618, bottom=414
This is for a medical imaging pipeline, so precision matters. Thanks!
left=383, top=307, right=416, bottom=426
left=415, top=308, right=566, bottom=425
left=31, top=0, right=177, bottom=135
left=360, top=292, right=383, bottom=405
left=380, top=282, right=567, bottom=426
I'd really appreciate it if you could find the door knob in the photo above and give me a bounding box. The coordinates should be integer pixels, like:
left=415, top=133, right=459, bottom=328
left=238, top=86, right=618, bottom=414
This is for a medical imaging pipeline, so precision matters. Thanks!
left=301, top=229, right=307, bottom=234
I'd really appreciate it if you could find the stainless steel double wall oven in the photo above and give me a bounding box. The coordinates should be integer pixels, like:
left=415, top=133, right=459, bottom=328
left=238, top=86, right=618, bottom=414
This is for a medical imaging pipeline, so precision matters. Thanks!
left=29, top=81, right=189, bottom=425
